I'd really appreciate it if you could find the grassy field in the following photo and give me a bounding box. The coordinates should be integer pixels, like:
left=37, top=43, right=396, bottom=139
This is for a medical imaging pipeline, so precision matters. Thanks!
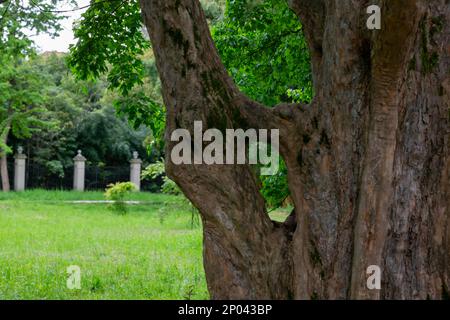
left=0, top=190, right=207, bottom=300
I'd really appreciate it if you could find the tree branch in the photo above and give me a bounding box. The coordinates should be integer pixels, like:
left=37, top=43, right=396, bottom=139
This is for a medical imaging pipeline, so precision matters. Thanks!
left=371, top=0, right=423, bottom=88
left=287, top=0, right=325, bottom=85
left=140, top=0, right=310, bottom=137
left=287, top=0, right=325, bottom=49
left=140, top=0, right=294, bottom=298
left=350, top=0, right=425, bottom=298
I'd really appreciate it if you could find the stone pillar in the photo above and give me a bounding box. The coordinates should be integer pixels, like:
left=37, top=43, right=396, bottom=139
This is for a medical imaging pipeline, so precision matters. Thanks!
left=130, top=151, right=142, bottom=191
left=14, top=146, right=27, bottom=191
left=73, top=150, right=86, bottom=191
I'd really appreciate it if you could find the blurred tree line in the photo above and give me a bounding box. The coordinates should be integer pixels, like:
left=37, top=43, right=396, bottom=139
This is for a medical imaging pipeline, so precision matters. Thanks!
left=2, top=52, right=163, bottom=180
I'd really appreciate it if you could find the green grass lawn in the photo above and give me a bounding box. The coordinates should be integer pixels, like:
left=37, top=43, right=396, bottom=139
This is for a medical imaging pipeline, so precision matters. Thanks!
left=0, top=190, right=207, bottom=300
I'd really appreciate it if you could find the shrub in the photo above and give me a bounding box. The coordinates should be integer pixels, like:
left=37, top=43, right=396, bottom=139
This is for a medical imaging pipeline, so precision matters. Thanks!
left=141, top=159, right=181, bottom=195
left=104, top=182, right=136, bottom=215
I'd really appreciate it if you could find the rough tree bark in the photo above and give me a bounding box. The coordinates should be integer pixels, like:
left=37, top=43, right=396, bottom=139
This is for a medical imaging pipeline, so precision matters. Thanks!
left=0, top=154, right=10, bottom=192
left=140, top=0, right=450, bottom=299
left=0, top=123, right=11, bottom=192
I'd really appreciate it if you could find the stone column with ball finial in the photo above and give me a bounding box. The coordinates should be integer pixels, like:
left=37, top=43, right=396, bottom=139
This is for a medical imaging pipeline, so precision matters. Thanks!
left=130, top=151, right=142, bottom=191
left=73, top=150, right=86, bottom=191
left=14, top=146, right=27, bottom=191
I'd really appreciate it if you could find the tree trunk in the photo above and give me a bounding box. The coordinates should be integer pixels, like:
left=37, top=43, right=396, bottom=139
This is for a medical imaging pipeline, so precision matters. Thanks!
left=140, top=0, right=450, bottom=299
left=0, top=127, right=10, bottom=192
left=0, top=154, right=10, bottom=192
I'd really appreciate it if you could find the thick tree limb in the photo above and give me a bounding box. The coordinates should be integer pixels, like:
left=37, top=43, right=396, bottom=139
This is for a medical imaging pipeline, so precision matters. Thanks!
left=287, top=0, right=325, bottom=89
left=140, top=0, right=295, bottom=299
left=371, top=0, right=424, bottom=90
left=140, top=0, right=300, bottom=133
left=350, top=0, right=425, bottom=298
left=287, top=0, right=325, bottom=55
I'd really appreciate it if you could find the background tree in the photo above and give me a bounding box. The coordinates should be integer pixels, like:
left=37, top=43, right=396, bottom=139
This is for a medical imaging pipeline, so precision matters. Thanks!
left=24, top=53, right=155, bottom=179
left=0, top=55, right=56, bottom=191
left=0, top=1, right=158, bottom=190
left=71, top=0, right=449, bottom=299
left=213, top=0, right=312, bottom=106
left=0, top=0, right=66, bottom=191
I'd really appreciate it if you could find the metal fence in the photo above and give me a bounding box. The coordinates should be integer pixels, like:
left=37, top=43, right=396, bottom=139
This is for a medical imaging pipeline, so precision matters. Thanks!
left=5, top=161, right=162, bottom=192
left=25, top=162, right=73, bottom=190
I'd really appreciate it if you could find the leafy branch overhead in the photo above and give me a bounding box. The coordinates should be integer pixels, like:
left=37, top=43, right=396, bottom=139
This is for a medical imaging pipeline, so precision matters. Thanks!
left=67, top=0, right=149, bottom=96
left=0, top=0, right=72, bottom=57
